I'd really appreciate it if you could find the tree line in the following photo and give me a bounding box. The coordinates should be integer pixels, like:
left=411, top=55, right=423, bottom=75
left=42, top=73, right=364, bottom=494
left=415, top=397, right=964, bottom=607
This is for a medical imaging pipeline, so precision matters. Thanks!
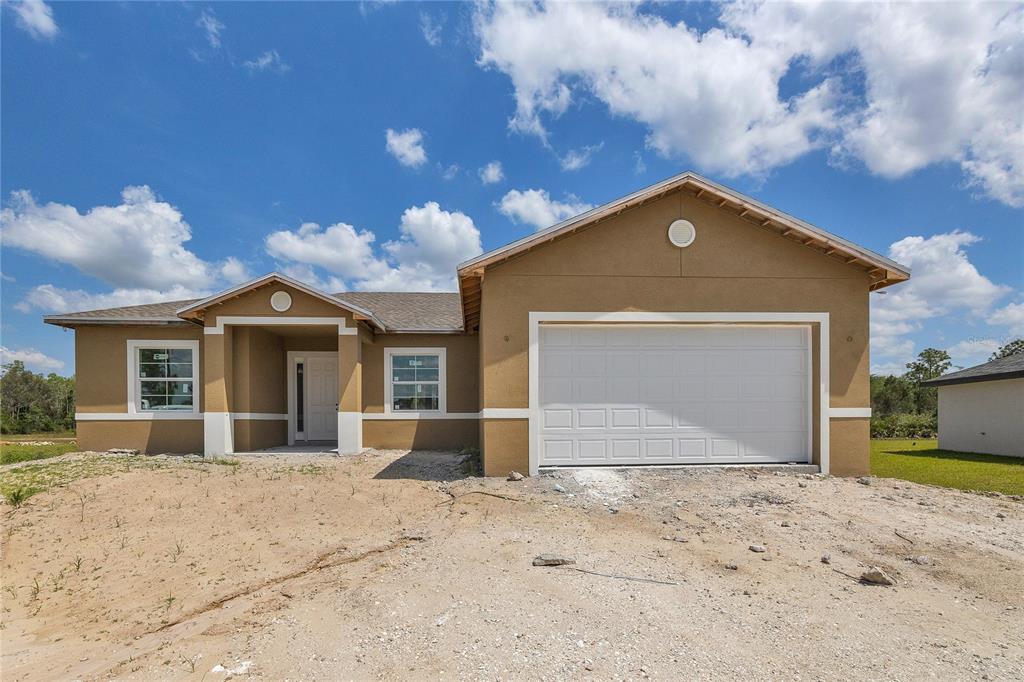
left=1, top=361, right=75, bottom=434
left=870, top=339, right=1023, bottom=438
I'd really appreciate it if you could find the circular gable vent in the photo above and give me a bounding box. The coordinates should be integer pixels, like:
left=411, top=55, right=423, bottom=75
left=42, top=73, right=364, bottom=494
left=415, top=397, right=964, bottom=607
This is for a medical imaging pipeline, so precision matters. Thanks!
left=270, top=290, right=293, bottom=312
left=668, top=219, right=696, bottom=248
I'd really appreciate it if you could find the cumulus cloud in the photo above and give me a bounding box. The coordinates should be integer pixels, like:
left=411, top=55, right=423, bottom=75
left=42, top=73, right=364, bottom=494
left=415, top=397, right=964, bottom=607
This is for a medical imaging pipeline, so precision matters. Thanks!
left=0, top=346, right=64, bottom=371
left=946, top=338, right=1003, bottom=367
left=266, top=202, right=482, bottom=292
left=6, top=0, right=58, bottom=40
left=870, top=230, right=1011, bottom=372
left=1, top=186, right=250, bottom=312
left=497, top=188, right=592, bottom=231
left=385, top=128, right=428, bottom=168
left=559, top=143, right=603, bottom=172
left=988, top=301, right=1024, bottom=335
left=243, top=49, right=290, bottom=74
left=475, top=1, right=1024, bottom=206
left=479, top=161, right=504, bottom=185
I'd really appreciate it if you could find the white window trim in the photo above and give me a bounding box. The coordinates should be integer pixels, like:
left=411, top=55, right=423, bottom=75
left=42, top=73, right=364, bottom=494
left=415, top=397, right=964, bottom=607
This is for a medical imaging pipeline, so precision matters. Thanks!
left=204, top=316, right=356, bottom=335
left=383, top=347, right=447, bottom=417
left=127, top=339, right=201, bottom=419
left=527, top=312, right=832, bottom=476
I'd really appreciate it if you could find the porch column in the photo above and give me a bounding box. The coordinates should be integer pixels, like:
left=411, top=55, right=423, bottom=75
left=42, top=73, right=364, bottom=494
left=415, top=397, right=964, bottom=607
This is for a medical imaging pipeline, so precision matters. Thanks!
left=203, top=326, right=234, bottom=456
left=337, top=328, right=362, bottom=454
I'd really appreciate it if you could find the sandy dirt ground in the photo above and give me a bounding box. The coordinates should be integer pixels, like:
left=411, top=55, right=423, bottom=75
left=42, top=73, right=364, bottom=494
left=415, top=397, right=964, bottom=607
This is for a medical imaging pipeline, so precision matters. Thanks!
left=1, top=449, right=1022, bottom=681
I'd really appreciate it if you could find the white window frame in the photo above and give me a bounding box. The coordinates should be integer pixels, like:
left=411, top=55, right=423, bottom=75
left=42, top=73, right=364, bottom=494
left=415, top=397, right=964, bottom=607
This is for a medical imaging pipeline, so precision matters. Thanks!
left=384, top=347, right=447, bottom=417
left=127, top=339, right=201, bottom=419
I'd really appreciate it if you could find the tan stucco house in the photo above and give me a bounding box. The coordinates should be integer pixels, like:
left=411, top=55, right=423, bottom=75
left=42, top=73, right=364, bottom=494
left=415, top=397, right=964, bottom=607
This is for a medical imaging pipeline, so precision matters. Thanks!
left=923, top=354, right=1024, bottom=458
left=44, top=172, right=910, bottom=476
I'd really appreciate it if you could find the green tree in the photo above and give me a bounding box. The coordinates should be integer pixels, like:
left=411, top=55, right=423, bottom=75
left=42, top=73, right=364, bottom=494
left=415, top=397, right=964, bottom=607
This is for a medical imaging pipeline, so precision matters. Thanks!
left=990, top=338, right=1024, bottom=360
left=870, top=374, right=916, bottom=417
left=903, top=348, right=951, bottom=416
left=0, top=362, right=75, bottom=434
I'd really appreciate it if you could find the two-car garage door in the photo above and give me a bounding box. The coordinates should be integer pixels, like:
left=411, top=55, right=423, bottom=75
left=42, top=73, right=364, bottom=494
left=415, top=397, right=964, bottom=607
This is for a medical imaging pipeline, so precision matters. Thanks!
left=538, top=325, right=810, bottom=466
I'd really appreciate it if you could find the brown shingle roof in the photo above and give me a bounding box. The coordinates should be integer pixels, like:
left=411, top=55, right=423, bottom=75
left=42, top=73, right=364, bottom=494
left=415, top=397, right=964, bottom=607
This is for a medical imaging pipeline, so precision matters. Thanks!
left=922, top=353, right=1024, bottom=387
left=43, top=292, right=464, bottom=332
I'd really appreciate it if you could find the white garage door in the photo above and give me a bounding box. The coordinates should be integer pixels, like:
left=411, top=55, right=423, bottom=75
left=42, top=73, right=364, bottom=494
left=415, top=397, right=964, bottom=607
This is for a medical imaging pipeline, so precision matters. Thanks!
left=538, top=325, right=810, bottom=466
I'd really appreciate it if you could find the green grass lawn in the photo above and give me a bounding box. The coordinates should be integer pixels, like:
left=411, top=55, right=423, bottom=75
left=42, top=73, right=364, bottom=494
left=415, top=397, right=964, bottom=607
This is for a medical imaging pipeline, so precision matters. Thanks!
left=1, top=441, right=79, bottom=466
left=871, top=439, right=1024, bottom=496
left=2, top=430, right=76, bottom=442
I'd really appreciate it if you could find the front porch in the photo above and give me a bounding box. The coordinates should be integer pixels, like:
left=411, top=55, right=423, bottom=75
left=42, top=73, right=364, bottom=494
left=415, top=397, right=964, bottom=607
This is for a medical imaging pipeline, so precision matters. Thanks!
left=201, top=321, right=363, bottom=456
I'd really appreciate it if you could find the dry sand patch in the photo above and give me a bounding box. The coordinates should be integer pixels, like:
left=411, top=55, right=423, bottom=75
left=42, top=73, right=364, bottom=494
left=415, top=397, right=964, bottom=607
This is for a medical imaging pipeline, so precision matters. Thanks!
left=1, top=450, right=1021, bottom=680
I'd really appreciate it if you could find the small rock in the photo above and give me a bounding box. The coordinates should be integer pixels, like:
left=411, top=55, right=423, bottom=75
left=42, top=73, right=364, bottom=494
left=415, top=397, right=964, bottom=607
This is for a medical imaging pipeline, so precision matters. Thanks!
left=507, top=471, right=524, bottom=481
left=910, top=555, right=932, bottom=566
left=762, top=555, right=773, bottom=561
left=857, top=476, right=871, bottom=486
left=724, top=561, right=738, bottom=570
left=608, top=507, right=619, bottom=514
left=781, top=521, right=791, bottom=527
left=532, top=554, right=575, bottom=567
left=821, top=553, right=832, bottom=564
left=860, top=567, right=896, bottom=586
left=798, top=482, right=808, bottom=488
left=661, top=534, right=689, bottom=543
left=108, top=448, right=139, bottom=455
left=996, top=512, right=1006, bottom=518
left=553, top=484, right=566, bottom=493
left=749, top=544, right=767, bottom=553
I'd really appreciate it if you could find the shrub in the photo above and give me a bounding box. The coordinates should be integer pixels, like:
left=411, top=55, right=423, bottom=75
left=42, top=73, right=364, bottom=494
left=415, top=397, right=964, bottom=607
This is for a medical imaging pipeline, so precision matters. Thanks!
left=871, top=413, right=937, bottom=439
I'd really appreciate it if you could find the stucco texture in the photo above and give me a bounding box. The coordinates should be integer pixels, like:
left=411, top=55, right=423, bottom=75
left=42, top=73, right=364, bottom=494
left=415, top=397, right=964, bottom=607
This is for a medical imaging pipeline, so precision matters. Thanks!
left=477, top=190, right=872, bottom=476
left=937, top=379, right=1024, bottom=458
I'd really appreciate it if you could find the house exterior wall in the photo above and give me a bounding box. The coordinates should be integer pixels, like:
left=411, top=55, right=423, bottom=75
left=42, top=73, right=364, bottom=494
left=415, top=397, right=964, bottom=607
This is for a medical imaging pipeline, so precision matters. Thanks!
left=74, top=324, right=205, bottom=453
left=478, top=189, right=872, bottom=476
left=937, top=379, right=1024, bottom=458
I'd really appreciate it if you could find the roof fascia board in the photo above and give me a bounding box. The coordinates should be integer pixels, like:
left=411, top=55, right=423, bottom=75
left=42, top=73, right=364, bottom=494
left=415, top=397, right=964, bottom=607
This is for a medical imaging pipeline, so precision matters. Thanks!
left=923, top=371, right=1024, bottom=387
left=174, top=272, right=386, bottom=330
left=457, top=171, right=910, bottom=280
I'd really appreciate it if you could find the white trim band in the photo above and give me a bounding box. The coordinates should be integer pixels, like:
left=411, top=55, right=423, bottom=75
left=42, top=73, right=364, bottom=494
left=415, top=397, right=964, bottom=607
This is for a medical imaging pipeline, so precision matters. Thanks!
left=829, top=407, right=872, bottom=418
left=363, top=412, right=479, bottom=420
left=481, top=408, right=530, bottom=419
left=232, top=413, right=288, bottom=421
left=75, top=412, right=204, bottom=421
left=204, top=316, right=355, bottom=335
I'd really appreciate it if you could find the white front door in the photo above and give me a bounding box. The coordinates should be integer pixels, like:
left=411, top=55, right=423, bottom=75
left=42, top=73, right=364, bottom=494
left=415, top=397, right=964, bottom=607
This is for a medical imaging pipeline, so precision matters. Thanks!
left=538, top=324, right=811, bottom=466
left=302, top=355, right=338, bottom=442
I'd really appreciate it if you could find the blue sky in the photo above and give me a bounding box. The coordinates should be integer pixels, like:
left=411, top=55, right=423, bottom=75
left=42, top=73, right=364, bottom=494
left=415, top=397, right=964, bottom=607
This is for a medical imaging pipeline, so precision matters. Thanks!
left=2, top=1, right=1022, bottom=376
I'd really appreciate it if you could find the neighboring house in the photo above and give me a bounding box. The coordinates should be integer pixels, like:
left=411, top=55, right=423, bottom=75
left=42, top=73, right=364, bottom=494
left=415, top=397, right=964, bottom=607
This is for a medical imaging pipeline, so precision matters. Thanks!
left=44, top=171, right=910, bottom=476
left=922, top=354, right=1024, bottom=458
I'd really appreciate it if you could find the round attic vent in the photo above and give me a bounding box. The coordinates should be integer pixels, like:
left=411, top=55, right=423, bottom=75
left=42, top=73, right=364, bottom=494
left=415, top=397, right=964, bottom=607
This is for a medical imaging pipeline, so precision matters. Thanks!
left=270, top=290, right=293, bottom=312
left=668, top=219, right=696, bottom=248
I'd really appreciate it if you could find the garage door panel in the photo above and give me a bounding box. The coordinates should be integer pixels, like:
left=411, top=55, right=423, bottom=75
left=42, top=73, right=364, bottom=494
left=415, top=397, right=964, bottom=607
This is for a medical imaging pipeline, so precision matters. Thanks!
left=577, top=409, right=606, bottom=429
left=538, top=325, right=810, bottom=466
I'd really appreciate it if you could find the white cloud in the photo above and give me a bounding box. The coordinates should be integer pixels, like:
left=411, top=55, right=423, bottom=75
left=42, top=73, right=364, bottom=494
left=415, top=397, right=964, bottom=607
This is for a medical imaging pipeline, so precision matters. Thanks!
left=441, top=164, right=460, bottom=181
left=0, top=346, right=64, bottom=372
left=266, top=202, right=482, bottom=292
left=947, top=338, right=1002, bottom=367
left=559, top=143, right=603, bottom=172
left=7, top=0, right=58, bottom=40
left=1, top=186, right=250, bottom=312
left=988, top=301, right=1024, bottom=335
left=15, top=283, right=208, bottom=314
left=196, top=8, right=223, bottom=49
left=385, top=128, right=428, bottom=168
left=479, top=161, right=504, bottom=185
left=475, top=1, right=1024, bottom=206
left=871, top=230, right=1011, bottom=370
left=633, top=152, right=646, bottom=175
left=420, top=12, right=442, bottom=47
left=243, top=50, right=290, bottom=74
left=497, top=188, right=592, bottom=231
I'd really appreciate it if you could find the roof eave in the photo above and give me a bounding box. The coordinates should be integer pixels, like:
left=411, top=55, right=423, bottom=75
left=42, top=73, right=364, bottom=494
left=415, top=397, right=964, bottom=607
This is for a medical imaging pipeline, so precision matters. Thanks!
left=457, top=170, right=911, bottom=284
left=174, top=272, right=387, bottom=331
left=42, top=317, right=194, bottom=329
left=922, top=370, right=1024, bottom=387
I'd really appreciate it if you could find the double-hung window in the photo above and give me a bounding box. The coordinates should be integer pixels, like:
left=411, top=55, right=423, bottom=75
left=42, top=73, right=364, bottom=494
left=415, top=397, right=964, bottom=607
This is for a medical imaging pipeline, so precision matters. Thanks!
left=386, top=348, right=446, bottom=414
left=128, top=340, right=200, bottom=415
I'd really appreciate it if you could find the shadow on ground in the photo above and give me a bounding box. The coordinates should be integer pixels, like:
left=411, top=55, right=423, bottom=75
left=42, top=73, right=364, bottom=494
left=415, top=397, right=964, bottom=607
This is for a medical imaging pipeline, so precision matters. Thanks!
left=885, top=448, right=1024, bottom=465
left=372, top=450, right=479, bottom=482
